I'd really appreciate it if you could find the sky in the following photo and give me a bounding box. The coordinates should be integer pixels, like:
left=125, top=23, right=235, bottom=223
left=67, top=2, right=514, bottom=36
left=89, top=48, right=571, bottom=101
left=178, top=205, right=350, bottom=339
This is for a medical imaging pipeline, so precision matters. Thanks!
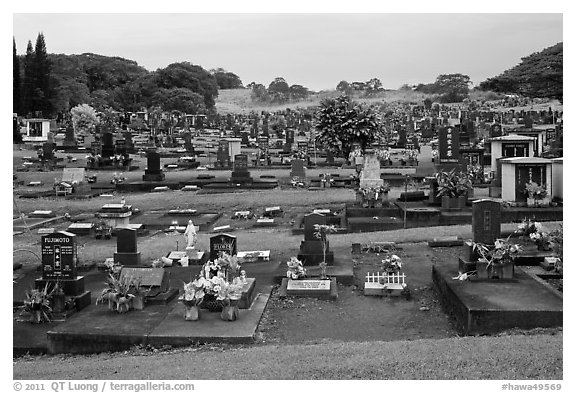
left=12, top=11, right=563, bottom=91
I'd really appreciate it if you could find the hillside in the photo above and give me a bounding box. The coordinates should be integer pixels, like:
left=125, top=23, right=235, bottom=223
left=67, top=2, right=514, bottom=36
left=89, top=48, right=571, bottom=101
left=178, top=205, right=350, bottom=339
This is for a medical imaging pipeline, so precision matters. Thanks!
left=479, top=42, right=563, bottom=101
left=215, top=88, right=434, bottom=114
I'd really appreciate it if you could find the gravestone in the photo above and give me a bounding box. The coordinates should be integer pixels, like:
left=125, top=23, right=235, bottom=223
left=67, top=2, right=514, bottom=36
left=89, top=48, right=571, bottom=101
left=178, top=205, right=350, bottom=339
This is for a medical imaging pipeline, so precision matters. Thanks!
left=359, top=154, right=383, bottom=188
left=91, top=141, right=102, bottom=155
left=472, top=199, right=501, bottom=244
left=297, top=213, right=334, bottom=266
left=286, top=129, right=295, bottom=144
left=209, top=234, right=237, bottom=260
left=230, top=154, right=252, bottom=184
left=114, top=227, right=142, bottom=265
left=290, top=159, right=306, bottom=178
left=40, top=231, right=77, bottom=280
left=398, top=127, right=407, bottom=147
left=42, top=142, right=55, bottom=161
left=63, top=124, right=76, bottom=147
left=101, top=132, right=115, bottom=158
left=123, top=132, right=134, bottom=153
left=142, top=151, right=165, bottom=181
left=115, top=139, right=127, bottom=156
left=490, top=123, right=502, bottom=138
left=241, top=132, right=249, bottom=145
left=35, top=231, right=91, bottom=308
left=438, top=126, right=460, bottom=165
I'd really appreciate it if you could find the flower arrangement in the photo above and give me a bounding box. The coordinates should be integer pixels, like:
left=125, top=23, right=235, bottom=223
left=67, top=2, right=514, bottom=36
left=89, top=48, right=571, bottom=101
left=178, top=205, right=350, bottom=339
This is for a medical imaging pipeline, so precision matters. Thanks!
left=435, top=169, right=472, bottom=198
left=292, top=148, right=309, bottom=161
left=20, top=283, right=54, bottom=323
left=201, top=253, right=241, bottom=281
left=467, top=237, right=522, bottom=268
left=110, top=172, right=126, bottom=185
left=96, top=273, right=136, bottom=313
left=549, top=225, right=563, bottom=274
left=516, top=217, right=542, bottom=237
left=406, top=149, right=419, bottom=161
left=525, top=181, right=547, bottom=200
left=381, top=254, right=402, bottom=274
left=529, top=231, right=551, bottom=249
left=286, top=257, right=307, bottom=280
left=375, top=148, right=390, bottom=161
left=103, top=259, right=123, bottom=278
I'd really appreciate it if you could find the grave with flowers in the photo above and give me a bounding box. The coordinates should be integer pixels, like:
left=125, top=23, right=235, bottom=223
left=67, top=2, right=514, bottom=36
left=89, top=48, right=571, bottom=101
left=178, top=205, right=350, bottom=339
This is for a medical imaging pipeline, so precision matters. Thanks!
left=364, top=254, right=410, bottom=298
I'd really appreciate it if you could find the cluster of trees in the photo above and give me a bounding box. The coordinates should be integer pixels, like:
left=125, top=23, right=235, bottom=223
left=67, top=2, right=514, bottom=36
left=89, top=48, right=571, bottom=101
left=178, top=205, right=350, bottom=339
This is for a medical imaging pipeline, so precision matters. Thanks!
left=478, top=42, right=562, bottom=102
left=336, top=78, right=384, bottom=96
left=414, top=73, right=472, bottom=103
left=13, top=33, right=245, bottom=118
left=13, top=34, right=52, bottom=117
left=248, top=77, right=311, bottom=104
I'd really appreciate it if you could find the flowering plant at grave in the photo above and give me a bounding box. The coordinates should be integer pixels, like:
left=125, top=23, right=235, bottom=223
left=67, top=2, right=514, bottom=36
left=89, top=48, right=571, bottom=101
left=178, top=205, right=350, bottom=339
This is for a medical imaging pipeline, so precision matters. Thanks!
left=292, top=148, right=309, bottom=161
left=524, top=181, right=548, bottom=200
left=467, top=164, right=484, bottom=183
left=550, top=225, right=563, bottom=274
left=320, top=173, right=334, bottom=185
left=381, top=254, right=402, bottom=274
left=467, top=237, right=522, bottom=268
left=435, top=169, right=472, bottom=198
left=20, top=283, right=54, bottom=324
left=375, top=148, right=390, bottom=161
left=291, top=176, right=305, bottom=188
left=348, top=148, right=363, bottom=161
left=96, top=273, right=135, bottom=313
left=529, top=230, right=552, bottom=249
left=180, top=277, right=210, bottom=306
left=201, top=252, right=241, bottom=281
left=406, top=149, right=419, bottom=161
left=110, top=172, right=126, bottom=185
left=286, top=257, right=307, bottom=280
left=103, top=259, right=123, bottom=279
left=515, top=217, right=542, bottom=237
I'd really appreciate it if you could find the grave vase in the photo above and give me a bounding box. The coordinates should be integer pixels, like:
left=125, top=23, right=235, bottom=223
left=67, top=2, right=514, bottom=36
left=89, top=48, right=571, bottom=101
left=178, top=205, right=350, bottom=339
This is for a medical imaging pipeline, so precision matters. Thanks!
left=527, top=197, right=535, bottom=207
left=116, top=297, right=131, bottom=313
left=131, top=295, right=145, bottom=311
left=220, top=300, right=239, bottom=321
left=183, top=302, right=201, bottom=321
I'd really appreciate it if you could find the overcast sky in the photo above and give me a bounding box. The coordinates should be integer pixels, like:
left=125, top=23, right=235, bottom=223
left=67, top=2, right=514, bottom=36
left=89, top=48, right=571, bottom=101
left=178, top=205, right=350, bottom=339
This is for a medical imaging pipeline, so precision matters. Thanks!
left=12, top=12, right=562, bottom=91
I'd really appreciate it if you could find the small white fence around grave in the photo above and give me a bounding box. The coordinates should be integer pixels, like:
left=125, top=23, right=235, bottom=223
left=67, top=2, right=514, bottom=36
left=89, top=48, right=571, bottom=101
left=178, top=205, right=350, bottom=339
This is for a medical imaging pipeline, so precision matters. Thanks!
left=364, top=272, right=406, bottom=296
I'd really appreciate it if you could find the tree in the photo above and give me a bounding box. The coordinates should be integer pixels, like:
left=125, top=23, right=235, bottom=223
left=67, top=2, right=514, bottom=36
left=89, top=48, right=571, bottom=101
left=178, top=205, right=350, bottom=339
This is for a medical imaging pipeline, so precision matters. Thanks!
left=314, top=95, right=383, bottom=158
left=336, top=80, right=351, bottom=93
left=268, top=77, right=290, bottom=94
left=423, top=97, right=433, bottom=110
left=479, top=42, right=562, bottom=101
left=155, top=62, right=219, bottom=109
left=13, top=38, right=21, bottom=115
left=71, top=104, right=98, bottom=135
left=22, top=40, right=35, bottom=116
left=32, top=33, right=52, bottom=116
left=151, top=88, right=206, bottom=114
left=434, top=73, right=471, bottom=102
left=289, top=84, right=309, bottom=100
left=250, top=83, right=268, bottom=103
left=211, top=68, right=243, bottom=89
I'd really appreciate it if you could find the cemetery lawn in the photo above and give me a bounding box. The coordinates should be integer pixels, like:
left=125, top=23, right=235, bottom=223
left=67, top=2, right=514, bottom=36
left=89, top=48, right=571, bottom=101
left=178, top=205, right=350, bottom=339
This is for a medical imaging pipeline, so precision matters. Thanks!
left=13, top=332, right=562, bottom=379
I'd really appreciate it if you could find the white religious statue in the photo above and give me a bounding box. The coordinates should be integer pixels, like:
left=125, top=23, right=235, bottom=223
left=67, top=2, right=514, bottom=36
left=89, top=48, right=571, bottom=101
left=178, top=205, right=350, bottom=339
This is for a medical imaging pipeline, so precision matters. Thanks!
left=184, top=220, right=197, bottom=250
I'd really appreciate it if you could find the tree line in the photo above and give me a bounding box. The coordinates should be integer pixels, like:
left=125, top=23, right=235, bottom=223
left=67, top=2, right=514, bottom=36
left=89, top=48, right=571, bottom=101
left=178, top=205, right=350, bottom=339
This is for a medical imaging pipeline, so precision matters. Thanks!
left=13, top=33, right=245, bottom=119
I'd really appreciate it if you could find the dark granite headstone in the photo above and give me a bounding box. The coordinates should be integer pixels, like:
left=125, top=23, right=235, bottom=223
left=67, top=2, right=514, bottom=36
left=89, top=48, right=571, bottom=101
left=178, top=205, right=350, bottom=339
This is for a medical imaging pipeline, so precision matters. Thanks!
left=143, top=151, right=165, bottom=181
left=472, top=199, right=501, bottom=244
left=101, top=132, right=115, bottom=157
left=114, top=228, right=141, bottom=265
left=490, top=123, right=502, bottom=138
left=64, top=124, right=76, bottom=146
left=41, top=231, right=77, bottom=280
left=439, top=126, right=460, bottom=164
left=290, top=159, right=306, bottom=178
left=298, top=213, right=334, bottom=266
left=42, top=142, right=55, bottom=160
left=286, top=129, right=295, bottom=144
left=209, top=234, right=237, bottom=260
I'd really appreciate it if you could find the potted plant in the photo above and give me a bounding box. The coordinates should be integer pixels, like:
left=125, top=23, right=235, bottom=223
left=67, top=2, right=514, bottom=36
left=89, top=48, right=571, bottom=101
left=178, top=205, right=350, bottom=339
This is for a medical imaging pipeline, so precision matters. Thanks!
left=286, top=257, right=307, bottom=280
left=96, top=273, right=135, bottom=313
left=435, top=169, right=472, bottom=209
left=529, top=229, right=552, bottom=251
left=525, top=181, right=548, bottom=207
left=180, top=277, right=209, bottom=321
left=217, top=277, right=244, bottom=322
left=468, top=237, right=521, bottom=280
left=20, top=283, right=54, bottom=324
left=314, top=224, right=337, bottom=272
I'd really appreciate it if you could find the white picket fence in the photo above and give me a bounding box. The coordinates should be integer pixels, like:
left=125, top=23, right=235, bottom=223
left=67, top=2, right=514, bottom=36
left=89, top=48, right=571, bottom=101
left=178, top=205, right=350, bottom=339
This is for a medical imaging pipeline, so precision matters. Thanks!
left=366, top=272, right=405, bottom=285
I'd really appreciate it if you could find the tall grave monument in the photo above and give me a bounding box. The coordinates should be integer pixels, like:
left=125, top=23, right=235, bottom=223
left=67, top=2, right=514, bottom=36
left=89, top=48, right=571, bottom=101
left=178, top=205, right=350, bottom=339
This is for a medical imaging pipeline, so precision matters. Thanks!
left=142, top=150, right=165, bottom=181
left=297, top=213, right=334, bottom=266
left=35, top=231, right=92, bottom=311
